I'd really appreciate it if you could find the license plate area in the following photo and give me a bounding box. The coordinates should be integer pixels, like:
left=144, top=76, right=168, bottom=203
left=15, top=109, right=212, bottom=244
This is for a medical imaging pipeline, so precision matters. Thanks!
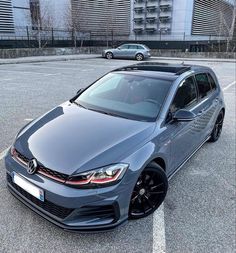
left=12, top=172, right=44, bottom=202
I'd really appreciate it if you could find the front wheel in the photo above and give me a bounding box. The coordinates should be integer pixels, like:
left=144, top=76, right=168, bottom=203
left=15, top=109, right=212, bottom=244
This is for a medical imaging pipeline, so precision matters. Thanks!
left=129, top=163, right=168, bottom=219
left=135, top=53, right=144, bottom=61
left=209, top=110, right=224, bottom=142
left=105, top=52, right=113, bottom=59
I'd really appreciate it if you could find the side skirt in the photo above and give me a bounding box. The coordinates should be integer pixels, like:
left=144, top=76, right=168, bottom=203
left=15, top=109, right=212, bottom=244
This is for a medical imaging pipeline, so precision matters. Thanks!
left=168, top=136, right=210, bottom=180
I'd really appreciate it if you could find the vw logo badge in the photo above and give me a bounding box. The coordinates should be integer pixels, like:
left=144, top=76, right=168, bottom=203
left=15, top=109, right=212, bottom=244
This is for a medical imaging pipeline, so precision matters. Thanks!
left=27, top=159, right=38, bottom=175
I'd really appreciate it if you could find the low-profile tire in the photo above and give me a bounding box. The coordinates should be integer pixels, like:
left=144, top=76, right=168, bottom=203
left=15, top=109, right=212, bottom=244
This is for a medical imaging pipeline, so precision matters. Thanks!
left=135, top=53, right=144, bottom=61
left=208, top=110, right=225, bottom=142
left=105, top=52, right=113, bottom=59
left=129, top=162, right=168, bottom=219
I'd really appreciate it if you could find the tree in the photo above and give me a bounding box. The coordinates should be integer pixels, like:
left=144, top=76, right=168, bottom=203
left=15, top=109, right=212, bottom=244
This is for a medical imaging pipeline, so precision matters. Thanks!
left=64, top=1, right=87, bottom=48
left=26, top=0, right=55, bottom=48
left=215, top=3, right=236, bottom=52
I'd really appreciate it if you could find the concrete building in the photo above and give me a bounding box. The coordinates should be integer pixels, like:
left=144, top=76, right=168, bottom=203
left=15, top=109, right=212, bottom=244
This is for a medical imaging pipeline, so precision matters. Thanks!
left=0, top=0, right=235, bottom=44
left=131, top=0, right=235, bottom=41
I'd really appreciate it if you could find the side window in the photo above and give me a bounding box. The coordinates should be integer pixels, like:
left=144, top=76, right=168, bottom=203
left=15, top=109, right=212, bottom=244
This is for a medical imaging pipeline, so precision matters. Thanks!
left=207, top=73, right=217, bottom=90
left=128, top=45, right=138, bottom=49
left=170, top=76, right=197, bottom=113
left=119, top=45, right=129, bottom=49
left=137, top=45, right=144, bottom=50
left=195, top=73, right=211, bottom=99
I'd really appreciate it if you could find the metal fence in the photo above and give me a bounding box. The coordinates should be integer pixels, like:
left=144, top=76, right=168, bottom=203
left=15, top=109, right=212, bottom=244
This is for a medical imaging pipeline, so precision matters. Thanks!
left=0, top=26, right=235, bottom=52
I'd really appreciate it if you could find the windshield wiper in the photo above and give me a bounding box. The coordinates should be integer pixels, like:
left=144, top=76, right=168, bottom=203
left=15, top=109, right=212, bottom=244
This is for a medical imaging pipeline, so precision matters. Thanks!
left=87, top=108, right=129, bottom=119
left=71, top=101, right=88, bottom=109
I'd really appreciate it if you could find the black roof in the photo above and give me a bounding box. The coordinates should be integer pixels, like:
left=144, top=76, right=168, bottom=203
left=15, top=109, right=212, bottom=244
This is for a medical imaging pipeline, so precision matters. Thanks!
left=113, top=62, right=209, bottom=76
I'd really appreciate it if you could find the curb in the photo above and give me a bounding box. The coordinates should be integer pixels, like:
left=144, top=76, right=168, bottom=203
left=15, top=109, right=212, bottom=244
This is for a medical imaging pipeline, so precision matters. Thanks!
left=0, top=54, right=100, bottom=65
left=0, top=54, right=235, bottom=65
left=150, top=56, right=236, bottom=63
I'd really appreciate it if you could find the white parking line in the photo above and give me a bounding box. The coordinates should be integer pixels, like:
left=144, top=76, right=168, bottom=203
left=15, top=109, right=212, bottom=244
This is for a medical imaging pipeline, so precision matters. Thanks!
left=223, top=81, right=236, bottom=91
left=0, top=147, right=9, bottom=160
left=24, top=118, right=33, bottom=121
left=153, top=205, right=166, bottom=253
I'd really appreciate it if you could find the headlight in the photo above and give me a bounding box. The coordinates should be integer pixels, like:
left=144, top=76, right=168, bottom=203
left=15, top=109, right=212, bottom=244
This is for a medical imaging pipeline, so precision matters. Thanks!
left=65, top=163, right=128, bottom=188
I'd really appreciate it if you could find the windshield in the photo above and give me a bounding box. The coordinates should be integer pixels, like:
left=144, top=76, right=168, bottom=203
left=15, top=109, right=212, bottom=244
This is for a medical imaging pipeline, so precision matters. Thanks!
left=76, top=73, right=172, bottom=121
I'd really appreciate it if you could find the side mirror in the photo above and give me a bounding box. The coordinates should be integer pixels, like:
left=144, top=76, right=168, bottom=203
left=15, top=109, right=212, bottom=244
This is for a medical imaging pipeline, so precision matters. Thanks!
left=173, top=109, right=196, bottom=122
left=117, top=47, right=121, bottom=50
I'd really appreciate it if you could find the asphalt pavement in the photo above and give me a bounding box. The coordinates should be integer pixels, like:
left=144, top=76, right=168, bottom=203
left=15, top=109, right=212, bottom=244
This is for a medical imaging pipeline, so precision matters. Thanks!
left=0, top=57, right=235, bottom=253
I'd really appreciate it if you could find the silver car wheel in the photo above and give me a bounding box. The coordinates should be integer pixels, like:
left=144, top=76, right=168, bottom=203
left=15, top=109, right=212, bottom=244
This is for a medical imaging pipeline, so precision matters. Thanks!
left=106, top=52, right=113, bottom=59
left=136, top=53, right=144, bottom=61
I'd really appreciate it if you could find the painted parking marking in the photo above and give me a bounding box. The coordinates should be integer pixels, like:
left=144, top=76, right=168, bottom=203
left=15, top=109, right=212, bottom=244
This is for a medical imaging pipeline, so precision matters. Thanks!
left=24, top=118, right=33, bottom=121
left=223, top=81, right=236, bottom=91
left=153, top=204, right=166, bottom=253
left=0, top=148, right=9, bottom=160
left=0, top=69, right=58, bottom=76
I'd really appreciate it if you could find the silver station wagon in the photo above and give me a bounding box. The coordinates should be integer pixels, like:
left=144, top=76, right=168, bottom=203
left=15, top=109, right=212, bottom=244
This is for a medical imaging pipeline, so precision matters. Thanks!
left=102, top=44, right=151, bottom=61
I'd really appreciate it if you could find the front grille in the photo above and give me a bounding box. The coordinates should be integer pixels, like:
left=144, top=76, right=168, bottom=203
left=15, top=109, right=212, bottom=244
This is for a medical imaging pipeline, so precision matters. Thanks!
left=7, top=174, right=74, bottom=219
left=77, top=205, right=119, bottom=223
left=13, top=149, right=69, bottom=183
left=38, top=166, right=68, bottom=181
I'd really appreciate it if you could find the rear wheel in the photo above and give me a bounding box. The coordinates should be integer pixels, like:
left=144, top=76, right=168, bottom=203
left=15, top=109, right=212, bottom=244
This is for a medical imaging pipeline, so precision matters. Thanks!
left=135, top=53, right=144, bottom=61
left=129, top=163, right=168, bottom=219
left=105, top=52, right=113, bottom=59
left=209, top=110, right=224, bottom=142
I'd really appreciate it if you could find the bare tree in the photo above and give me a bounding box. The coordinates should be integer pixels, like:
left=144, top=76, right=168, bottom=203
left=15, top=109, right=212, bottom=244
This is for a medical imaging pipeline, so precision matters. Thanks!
left=64, top=1, right=87, bottom=48
left=26, top=0, right=55, bottom=48
left=215, top=3, right=236, bottom=52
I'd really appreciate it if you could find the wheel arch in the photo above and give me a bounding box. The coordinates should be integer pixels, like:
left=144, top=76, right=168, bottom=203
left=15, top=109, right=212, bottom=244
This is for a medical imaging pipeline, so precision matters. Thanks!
left=150, top=157, right=167, bottom=171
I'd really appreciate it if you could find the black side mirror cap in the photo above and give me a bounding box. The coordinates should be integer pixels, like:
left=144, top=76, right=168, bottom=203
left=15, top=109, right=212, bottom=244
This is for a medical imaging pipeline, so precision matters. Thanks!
left=173, top=109, right=196, bottom=122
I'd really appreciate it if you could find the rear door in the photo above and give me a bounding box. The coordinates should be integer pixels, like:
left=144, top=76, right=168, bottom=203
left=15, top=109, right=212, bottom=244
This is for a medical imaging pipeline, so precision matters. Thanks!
left=127, top=45, right=138, bottom=58
left=193, top=73, right=219, bottom=141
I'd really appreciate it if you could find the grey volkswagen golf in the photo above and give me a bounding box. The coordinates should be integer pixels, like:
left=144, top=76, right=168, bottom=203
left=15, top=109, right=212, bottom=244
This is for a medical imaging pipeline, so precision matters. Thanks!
left=5, top=63, right=225, bottom=232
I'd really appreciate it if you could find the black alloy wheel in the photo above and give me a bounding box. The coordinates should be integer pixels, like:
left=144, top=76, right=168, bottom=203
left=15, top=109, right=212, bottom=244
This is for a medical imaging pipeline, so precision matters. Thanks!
left=209, top=110, right=224, bottom=142
left=129, top=163, right=168, bottom=219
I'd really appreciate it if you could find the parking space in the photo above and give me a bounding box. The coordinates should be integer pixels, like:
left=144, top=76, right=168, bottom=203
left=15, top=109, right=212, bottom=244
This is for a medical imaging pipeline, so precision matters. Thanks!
left=0, top=58, right=235, bottom=253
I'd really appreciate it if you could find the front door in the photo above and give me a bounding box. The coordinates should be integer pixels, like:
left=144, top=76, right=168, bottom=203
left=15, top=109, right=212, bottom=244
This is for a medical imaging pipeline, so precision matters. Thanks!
left=165, top=76, right=201, bottom=171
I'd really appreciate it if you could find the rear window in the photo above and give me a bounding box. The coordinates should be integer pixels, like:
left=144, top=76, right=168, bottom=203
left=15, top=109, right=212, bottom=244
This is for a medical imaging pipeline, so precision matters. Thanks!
left=195, top=73, right=211, bottom=99
left=207, top=74, right=217, bottom=90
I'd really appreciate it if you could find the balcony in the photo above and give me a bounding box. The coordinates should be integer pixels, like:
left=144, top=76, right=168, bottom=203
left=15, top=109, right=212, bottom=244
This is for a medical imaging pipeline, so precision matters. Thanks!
left=158, top=23, right=171, bottom=32
left=133, top=27, right=144, bottom=33
left=146, top=23, right=157, bottom=33
left=146, top=17, right=157, bottom=23
left=134, top=17, right=145, bottom=24
left=159, top=4, right=171, bottom=11
left=146, top=6, right=157, bottom=13
left=134, top=6, right=145, bottom=14
left=159, top=15, right=171, bottom=23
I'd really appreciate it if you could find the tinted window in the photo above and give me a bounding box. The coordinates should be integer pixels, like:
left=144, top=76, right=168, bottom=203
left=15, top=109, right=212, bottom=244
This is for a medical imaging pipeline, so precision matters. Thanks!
left=195, top=73, right=211, bottom=98
left=77, top=73, right=172, bottom=121
left=137, top=45, right=145, bottom=49
left=207, top=74, right=217, bottom=90
left=170, top=77, right=197, bottom=113
left=119, top=45, right=129, bottom=49
left=128, top=45, right=138, bottom=49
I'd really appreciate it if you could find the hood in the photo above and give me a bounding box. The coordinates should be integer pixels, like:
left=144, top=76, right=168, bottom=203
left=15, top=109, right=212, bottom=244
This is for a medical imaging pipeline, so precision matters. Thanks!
left=15, top=102, right=155, bottom=175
